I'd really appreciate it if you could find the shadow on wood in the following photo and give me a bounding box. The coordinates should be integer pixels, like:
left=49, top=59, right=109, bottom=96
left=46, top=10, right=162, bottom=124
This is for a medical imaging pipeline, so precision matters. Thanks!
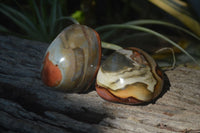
left=0, top=35, right=200, bottom=133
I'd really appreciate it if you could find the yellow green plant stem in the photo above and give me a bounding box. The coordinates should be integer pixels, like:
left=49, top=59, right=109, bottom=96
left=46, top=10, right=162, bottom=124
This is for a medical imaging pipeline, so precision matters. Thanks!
left=101, top=41, right=122, bottom=50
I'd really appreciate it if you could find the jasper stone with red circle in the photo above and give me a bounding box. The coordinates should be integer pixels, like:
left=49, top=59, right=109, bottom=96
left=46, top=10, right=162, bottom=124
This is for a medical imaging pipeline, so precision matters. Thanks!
left=41, top=24, right=101, bottom=92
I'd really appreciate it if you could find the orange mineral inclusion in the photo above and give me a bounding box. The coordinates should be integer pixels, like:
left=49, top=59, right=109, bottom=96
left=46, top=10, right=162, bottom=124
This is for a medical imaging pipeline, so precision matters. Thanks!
left=41, top=52, right=62, bottom=87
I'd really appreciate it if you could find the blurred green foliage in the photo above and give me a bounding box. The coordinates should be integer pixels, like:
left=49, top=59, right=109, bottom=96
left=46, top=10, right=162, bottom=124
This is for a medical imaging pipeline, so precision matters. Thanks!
left=0, top=0, right=172, bottom=43
left=71, top=10, right=85, bottom=24
left=0, top=0, right=73, bottom=42
left=1, top=0, right=199, bottom=40
left=0, top=0, right=199, bottom=65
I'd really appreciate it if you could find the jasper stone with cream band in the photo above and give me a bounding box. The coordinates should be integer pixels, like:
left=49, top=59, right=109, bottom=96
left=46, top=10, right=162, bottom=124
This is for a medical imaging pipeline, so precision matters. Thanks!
left=96, top=47, right=163, bottom=104
left=41, top=24, right=101, bottom=92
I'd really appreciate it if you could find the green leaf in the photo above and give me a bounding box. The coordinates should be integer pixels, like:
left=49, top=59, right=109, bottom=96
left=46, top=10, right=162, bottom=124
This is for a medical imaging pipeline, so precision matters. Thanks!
left=126, top=19, right=200, bottom=41
left=49, top=0, right=57, bottom=37
left=0, top=4, right=37, bottom=32
left=98, top=19, right=200, bottom=41
left=31, top=0, right=47, bottom=38
left=101, top=41, right=122, bottom=50
left=0, top=25, right=10, bottom=33
left=96, top=24, right=200, bottom=65
left=56, top=16, right=80, bottom=24
left=0, top=5, right=35, bottom=36
left=149, top=0, right=200, bottom=36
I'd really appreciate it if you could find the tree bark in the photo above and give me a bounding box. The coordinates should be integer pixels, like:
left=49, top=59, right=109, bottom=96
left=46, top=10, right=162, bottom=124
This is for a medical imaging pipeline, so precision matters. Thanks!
left=0, top=35, right=200, bottom=133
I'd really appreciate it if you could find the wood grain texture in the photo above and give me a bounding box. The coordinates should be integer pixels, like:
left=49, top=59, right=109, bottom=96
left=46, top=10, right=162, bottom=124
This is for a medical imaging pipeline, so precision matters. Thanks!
left=0, top=35, right=200, bottom=133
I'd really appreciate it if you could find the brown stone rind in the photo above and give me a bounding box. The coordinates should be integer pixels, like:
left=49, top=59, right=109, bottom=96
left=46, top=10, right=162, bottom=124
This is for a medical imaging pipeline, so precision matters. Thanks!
left=96, top=84, right=144, bottom=104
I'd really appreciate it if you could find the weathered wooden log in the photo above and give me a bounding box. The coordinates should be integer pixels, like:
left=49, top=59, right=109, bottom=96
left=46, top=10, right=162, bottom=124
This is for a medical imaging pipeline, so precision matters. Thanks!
left=0, top=35, right=200, bottom=133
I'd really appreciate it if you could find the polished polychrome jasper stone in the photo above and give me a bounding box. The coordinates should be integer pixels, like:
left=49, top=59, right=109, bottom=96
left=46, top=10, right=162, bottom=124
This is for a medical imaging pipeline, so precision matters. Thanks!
left=96, top=47, right=163, bottom=104
left=41, top=24, right=101, bottom=92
